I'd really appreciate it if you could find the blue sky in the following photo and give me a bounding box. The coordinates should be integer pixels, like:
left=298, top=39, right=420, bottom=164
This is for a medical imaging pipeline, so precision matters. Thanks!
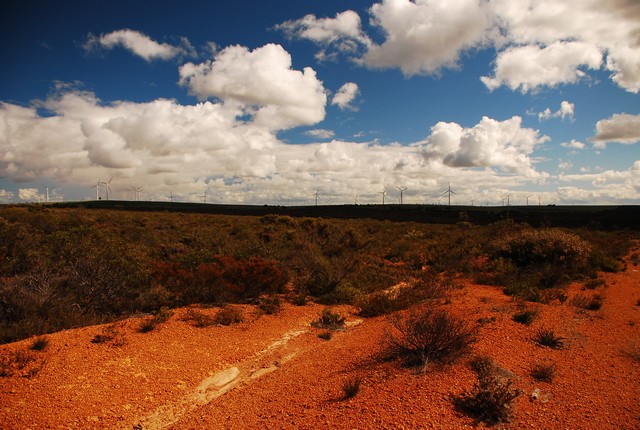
left=1, top=0, right=639, bottom=205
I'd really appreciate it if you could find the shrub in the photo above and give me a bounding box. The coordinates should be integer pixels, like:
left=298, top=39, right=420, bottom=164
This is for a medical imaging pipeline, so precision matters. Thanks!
left=0, top=349, right=44, bottom=378
left=454, top=356, right=521, bottom=425
left=91, top=324, right=125, bottom=346
left=512, top=309, right=538, bottom=325
left=258, top=296, right=282, bottom=315
left=583, top=277, right=605, bottom=290
left=30, top=336, right=49, bottom=351
left=387, top=306, right=475, bottom=369
left=570, top=294, right=603, bottom=311
left=533, top=328, right=565, bottom=349
left=312, top=308, right=346, bottom=331
left=531, top=361, right=556, bottom=382
left=181, top=308, right=216, bottom=328
left=341, top=376, right=362, bottom=400
left=138, top=307, right=173, bottom=333
left=214, top=306, right=243, bottom=326
left=318, top=330, right=333, bottom=340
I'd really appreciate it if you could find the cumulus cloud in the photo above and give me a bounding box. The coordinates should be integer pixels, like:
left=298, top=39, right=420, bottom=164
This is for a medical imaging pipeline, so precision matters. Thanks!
left=561, top=139, right=586, bottom=150
left=179, top=44, right=327, bottom=129
left=481, top=42, right=602, bottom=92
left=18, top=188, right=40, bottom=201
left=538, top=100, right=575, bottom=121
left=362, top=0, right=496, bottom=76
left=486, top=0, right=640, bottom=93
left=84, top=29, right=194, bottom=61
left=558, top=161, right=640, bottom=203
left=420, top=116, right=548, bottom=177
left=276, top=10, right=370, bottom=52
left=591, top=113, right=640, bottom=147
left=305, top=129, right=335, bottom=139
left=331, top=83, right=359, bottom=110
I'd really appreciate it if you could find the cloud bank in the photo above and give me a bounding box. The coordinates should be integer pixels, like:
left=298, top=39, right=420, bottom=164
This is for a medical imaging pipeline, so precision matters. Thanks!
left=84, top=29, right=195, bottom=61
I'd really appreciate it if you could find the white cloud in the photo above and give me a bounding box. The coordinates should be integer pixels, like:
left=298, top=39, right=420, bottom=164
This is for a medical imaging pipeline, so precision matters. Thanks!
left=481, top=42, right=602, bottom=92
left=560, top=139, right=586, bottom=150
left=558, top=161, right=640, bottom=203
left=179, top=44, right=327, bottom=130
left=84, top=29, right=194, bottom=61
left=276, top=10, right=369, bottom=47
left=305, top=129, right=335, bottom=139
left=362, top=0, right=496, bottom=76
left=591, top=113, right=640, bottom=147
left=420, top=116, right=549, bottom=177
left=18, top=188, right=40, bottom=201
left=538, top=100, right=575, bottom=121
left=331, top=82, right=359, bottom=110
left=0, top=189, right=14, bottom=202
left=488, top=0, right=640, bottom=93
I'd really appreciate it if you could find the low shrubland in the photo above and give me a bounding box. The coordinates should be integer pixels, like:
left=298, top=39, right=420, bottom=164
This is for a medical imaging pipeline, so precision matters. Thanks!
left=0, top=205, right=635, bottom=343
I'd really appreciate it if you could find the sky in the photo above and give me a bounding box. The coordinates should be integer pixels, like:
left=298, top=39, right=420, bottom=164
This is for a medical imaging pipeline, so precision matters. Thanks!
left=1, top=0, right=639, bottom=206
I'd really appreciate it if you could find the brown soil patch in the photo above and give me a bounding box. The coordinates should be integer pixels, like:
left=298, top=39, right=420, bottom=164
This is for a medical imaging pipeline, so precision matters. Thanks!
left=2, top=252, right=639, bottom=429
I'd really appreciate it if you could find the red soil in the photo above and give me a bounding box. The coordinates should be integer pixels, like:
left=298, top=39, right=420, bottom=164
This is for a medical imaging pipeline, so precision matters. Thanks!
left=1, top=248, right=639, bottom=429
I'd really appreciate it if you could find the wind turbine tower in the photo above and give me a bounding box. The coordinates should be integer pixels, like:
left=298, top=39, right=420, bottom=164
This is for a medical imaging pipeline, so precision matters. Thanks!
left=380, top=187, right=388, bottom=205
left=313, top=190, right=320, bottom=206
left=100, top=177, right=113, bottom=200
left=526, top=195, right=532, bottom=206
left=441, top=183, right=456, bottom=206
left=90, top=179, right=103, bottom=200
left=396, top=186, right=407, bottom=204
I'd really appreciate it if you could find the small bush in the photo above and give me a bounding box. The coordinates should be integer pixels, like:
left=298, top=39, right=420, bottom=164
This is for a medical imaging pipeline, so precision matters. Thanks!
left=531, top=361, right=556, bottom=382
left=512, top=309, right=538, bottom=325
left=318, top=330, right=333, bottom=340
left=91, top=324, right=126, bottom=346
left=341, top=376, right=362, bottom=400
left=30, top=336, right=49, bottom=351
left=387, top=306, right=475, bottom=369
left=214, top=306, right=243, bottom=326
left=533, top=328, right=565, bottom=349
left=570, top=294, right=603, bottom=311
left=583, top=277, right=605, bottom=290
left=138, top=307, right=173, bottom=333
left=181, top=309, right=216, bottom=328
left=0, top=349, right=43, bottom=378
left=312, top=308, right=346, bottom=331
left=258, top=296, right=282, bottom=315
left=454, top=356, right=521, bottom=425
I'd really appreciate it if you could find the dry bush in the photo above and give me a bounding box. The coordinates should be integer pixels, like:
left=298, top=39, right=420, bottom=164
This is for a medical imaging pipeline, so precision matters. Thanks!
left=570, top=293, right=604, bottom=311
left=91, top=324, right=126, bottom=346
left=312, top=308, right=345, bottom=331
left=531, top=361, right=556, bottom=382
left=341, top=376, right=362, bottom=400
left=258, top=295, right=282, bottom=315
left=0, top=349, right=45, bottom=378
left=181, top=308, right=216, bottom=328
left=30, top=336, right=49, bottom=351
left=138, top=307, right=173, bottom=333
left=454, top=356, right=521, bottom=425
left=386, top=306, right=475, bottom=369
left=512, top=308, right=538, bottom=325
left=533, top=327, right=565, bottom=349
left=214, top=305, right=243, bottom=326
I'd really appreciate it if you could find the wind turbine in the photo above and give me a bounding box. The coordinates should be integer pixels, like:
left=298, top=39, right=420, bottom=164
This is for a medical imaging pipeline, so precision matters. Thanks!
left=169, top=191, right=175, bottom=202
left=100, top=177, right=113, bottom=200
left=313, top=189, right=320, bottom=206
left=199, top=188, right=209, bottom=204
left=354, top=194, right=359, bottom=205
left=441, top=182, right=455, bottom=206
left=130, top=185, right=144, bottom=201
left=41, top=185, right=50, bottom=203
left=396, top=186, right=407, bottom=205
left=526, top=195, right=532, bottom=206
left=379, top=187, right=389, bottom=205
left=90, top=179, right=103, bottom=200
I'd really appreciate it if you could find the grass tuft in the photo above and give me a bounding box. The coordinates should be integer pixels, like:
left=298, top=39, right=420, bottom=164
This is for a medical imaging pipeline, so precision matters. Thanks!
left=30, top=336, right=49, bottom=351
left=533, top=327, right=565, bottom=349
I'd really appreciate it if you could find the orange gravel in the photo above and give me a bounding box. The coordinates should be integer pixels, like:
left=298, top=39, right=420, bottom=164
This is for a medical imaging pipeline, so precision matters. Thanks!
left=1, top=248, right=639, bottom=429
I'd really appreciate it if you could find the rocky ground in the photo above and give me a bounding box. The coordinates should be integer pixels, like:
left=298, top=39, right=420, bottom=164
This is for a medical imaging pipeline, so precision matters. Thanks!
left=1, top=248, right=639, bottom=429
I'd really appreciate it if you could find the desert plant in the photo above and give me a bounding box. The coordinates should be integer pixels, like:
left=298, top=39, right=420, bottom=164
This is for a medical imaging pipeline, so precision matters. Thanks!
left=533, top=327, right=565, bottom=349
left=583, top=277, right=605, bottom=290
left=214, top=305, right=243, bottom=326
left=512, top=309, right=538, bottom=325
left=312, top=308, right=346, bottom=331
left=0, top=349, right=43, bottom=378
left=138, top=307, right=173, bottom=333
left=258, top=295, right=282, bottom=315
left=30, top=336, right=49, bottom=351
left=531, top=361, right=556, bottom=382
left=318, top=330, right=333, bottom=340
left=454, top=356, right=521, bottom=425
left=341, top=376, right=362, bottom=400
left=387, top=306, right=475, bottom=369
left=181, top=308, right=216, bottom=328
left=91, top=324, right=126, bottom=346
left=570, top=293, right=604, bottom=311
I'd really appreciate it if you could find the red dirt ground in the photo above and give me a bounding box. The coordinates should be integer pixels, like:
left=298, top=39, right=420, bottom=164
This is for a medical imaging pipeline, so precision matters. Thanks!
left=1, top=246, right=639, bottom=429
